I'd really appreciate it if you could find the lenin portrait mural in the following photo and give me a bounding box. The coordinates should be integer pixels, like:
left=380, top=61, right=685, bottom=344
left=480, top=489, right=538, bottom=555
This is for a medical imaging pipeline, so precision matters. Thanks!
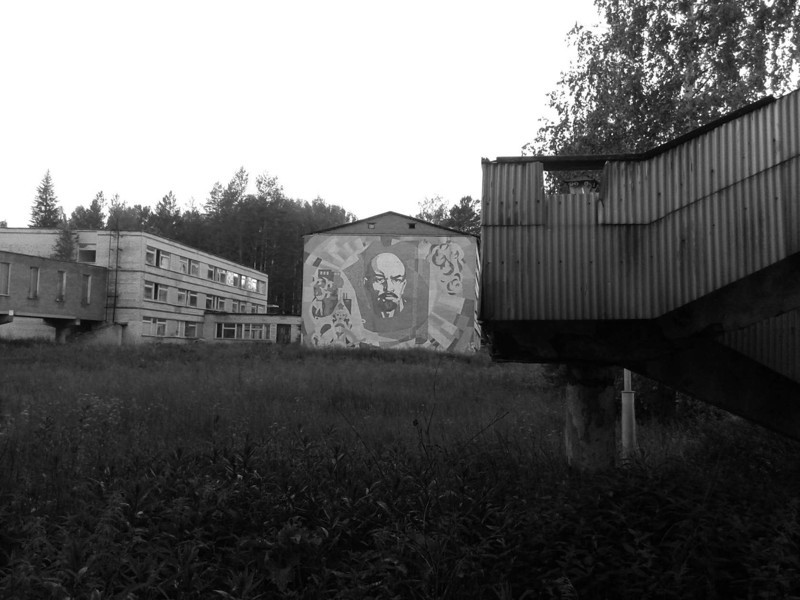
left=302, top=231, right=479, bottom=352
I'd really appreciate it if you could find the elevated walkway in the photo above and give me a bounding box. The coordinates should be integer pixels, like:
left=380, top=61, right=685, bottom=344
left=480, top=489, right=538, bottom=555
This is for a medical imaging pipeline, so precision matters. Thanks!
left=481, top=90, right=800, bottom=438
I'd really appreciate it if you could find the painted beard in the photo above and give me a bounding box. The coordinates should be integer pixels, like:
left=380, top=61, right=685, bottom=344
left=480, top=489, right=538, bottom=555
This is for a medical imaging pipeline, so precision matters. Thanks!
left=375, top=293, right=402, bottom=316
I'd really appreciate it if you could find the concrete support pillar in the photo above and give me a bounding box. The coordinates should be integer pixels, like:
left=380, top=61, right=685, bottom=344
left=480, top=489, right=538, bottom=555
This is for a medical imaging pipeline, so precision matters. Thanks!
left=564, top=364, right=617, bottom=471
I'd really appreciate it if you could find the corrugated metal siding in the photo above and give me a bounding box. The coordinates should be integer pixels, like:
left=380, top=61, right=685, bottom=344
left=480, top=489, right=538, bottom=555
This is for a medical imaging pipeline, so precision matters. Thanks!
left=482, top=167, right=787, bottom=320
left=600, top=98, right=784, bottom=224
left=482, top=89, right=800, bottom=322
left=722, top=308, right=800, bottom=382
left=482, top=161, right=545, bottom=226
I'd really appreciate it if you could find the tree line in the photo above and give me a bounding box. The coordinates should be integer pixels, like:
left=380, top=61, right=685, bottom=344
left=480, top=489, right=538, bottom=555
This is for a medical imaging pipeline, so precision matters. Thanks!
left=25, top=168, right=356, bottom=315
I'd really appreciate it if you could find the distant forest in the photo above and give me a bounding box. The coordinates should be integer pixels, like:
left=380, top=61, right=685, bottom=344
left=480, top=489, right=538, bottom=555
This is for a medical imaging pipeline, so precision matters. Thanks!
left=67, top=168, right=355, bottom=315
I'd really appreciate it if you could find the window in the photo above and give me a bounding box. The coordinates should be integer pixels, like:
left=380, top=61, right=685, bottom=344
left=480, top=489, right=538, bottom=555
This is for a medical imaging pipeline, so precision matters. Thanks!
left=0, top=263, right=9, bottom=295
left=145, top=246, right=156, bottom=265
left=257, top=280, right=267, bottom=295
left=368, top=222, right=376, bottom=229
left=230, top=300, right=240, bottom=313
left=177, top=288, right=187, bottom=306
left=232, top=273, right=240, bottom=288
left=144, top=281, right=168, bottom=302
left=78, top=248, right=96, bottom=262
left=243, top=324, right=266, bottom=340
left=225, top=271, right=236, bottom=286
left=178, top=256, right=189, bottom=274
left=206, top=265, right=215, bottom=280
left=82, top=274, right=92, bottom=304
left=205, top=294, right=225, bottom=311
left=56, top=271, right=66, bottom=302
left=257, top=303, right=266, bottom=314
left=216, top=268, right=227, bottom=283
left=179, top=321, right=199, bottom=338
left=187, top=291, right=198, bottom=307
left=216, top=323, right=238, bottom=339
left=158, top=250, right=171, bottom=270
left=250, top=303, right=259, bottom=314
left=189, top=260, right=199, bottom=277
left=143, top=316, right=167, bottom=337
left=28, top=267, right=39, bottom=299
left=408, top=223, right=416, bottom=229
left=244, top=276, right=257, bottom=292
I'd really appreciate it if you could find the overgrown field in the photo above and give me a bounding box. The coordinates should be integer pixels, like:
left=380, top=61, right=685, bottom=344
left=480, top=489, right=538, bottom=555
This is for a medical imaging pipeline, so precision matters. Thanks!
left=1, top=342, right=799, bottom=599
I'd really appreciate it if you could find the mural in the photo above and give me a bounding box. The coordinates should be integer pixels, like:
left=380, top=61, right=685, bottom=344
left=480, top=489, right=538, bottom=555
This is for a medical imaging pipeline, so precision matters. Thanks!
left=303, top=235, right=479, bottom=351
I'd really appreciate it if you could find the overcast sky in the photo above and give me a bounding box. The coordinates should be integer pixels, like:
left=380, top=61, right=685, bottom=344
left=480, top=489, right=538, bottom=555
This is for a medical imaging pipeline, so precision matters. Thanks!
left=1, top=0, right=598, bottom=227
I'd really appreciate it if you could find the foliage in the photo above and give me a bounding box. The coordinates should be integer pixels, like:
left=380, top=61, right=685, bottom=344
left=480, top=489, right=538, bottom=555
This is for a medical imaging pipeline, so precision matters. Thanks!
left=68, top=168, right=355, bottom=313
left=1, top=343, right=799, bottom=598
left=148, top=191, right=181, bottom=240
left=105, top=194, right=152, bottom=231
left=0, top=220, right=7, bottom=228
left=29, top=170, right=62, bottom=228
left=51, top=220, right=77, bottom=261
left=525, top=0, right=800, bottom=190
left=70, top=192, right=106, bottom=229
left=416, top=195, right=481, bottom=236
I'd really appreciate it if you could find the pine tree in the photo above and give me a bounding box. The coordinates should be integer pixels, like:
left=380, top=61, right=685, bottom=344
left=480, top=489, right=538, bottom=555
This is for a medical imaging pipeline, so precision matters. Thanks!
left=30, top=170, right=62, bottom=228
left=52, top=218, right=77, bottom=261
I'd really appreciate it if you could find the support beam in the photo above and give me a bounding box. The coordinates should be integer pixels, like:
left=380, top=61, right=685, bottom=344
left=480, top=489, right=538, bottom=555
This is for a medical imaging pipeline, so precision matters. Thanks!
left=626, top=339, right=800, bottom=440
left=488, top=320, right=800, bottom=439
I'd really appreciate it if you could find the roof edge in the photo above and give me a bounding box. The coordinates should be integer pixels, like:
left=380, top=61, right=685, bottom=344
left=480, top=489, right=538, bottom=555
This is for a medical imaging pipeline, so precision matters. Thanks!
left=487, top=94, right=778, bottom=170
left=305, top=211, right=478, bottom=238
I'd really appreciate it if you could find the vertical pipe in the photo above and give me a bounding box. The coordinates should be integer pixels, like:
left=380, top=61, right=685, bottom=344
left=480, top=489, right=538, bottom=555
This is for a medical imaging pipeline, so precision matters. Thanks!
left=621, top=368, right=637, bottom=459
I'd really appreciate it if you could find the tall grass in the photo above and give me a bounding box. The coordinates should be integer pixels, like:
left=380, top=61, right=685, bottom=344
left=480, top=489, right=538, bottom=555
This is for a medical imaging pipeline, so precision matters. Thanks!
left=1, top=342, right=799, bottom=598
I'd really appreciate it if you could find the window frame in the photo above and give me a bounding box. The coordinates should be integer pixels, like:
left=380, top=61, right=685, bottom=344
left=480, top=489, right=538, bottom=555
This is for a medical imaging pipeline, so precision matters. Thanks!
left=28, top=266, right=40, bottom=299
left=82, top=274, right=92, bottom=304
left=0, top=262, right=9, bottom=296
left=56, top=270, right=67, bottom=302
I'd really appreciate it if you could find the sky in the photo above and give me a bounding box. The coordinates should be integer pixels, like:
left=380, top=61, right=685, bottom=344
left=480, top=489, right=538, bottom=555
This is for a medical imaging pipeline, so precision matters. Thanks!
left=1, top=0, right=599, bottom=227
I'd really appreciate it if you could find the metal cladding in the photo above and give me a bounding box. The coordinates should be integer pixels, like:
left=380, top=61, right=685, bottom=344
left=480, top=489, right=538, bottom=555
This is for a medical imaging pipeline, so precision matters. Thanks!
left=482, top=88, right=800, bottom=323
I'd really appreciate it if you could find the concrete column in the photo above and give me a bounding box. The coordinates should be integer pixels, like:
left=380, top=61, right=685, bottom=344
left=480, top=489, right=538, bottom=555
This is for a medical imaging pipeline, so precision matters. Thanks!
left=564, top=364, right=617, bottom=471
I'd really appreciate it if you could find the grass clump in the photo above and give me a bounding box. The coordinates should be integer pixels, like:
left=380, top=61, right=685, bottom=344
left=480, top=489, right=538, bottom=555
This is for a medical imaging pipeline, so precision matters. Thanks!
left=0, top=342, right=799, bottom=598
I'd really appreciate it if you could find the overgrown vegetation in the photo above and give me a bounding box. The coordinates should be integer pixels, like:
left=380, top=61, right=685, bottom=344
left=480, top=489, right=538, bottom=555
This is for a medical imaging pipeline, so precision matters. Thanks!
left=1, top=343, right=798, bottom=598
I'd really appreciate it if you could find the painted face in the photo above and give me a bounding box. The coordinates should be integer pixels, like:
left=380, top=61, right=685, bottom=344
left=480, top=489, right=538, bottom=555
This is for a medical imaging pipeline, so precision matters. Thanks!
left=365, top=252, right=407, bottom=317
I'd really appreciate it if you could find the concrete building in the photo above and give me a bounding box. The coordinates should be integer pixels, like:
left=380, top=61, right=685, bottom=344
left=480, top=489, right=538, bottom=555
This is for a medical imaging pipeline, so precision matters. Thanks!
left=0, top=228, right=301, bottom=344
left=302, top=212, right=480, bottom=351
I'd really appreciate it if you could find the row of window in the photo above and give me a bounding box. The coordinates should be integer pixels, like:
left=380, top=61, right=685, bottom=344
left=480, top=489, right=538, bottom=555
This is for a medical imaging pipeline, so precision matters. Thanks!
left=0, top=262, right=92, bottom=304
left=143, top=281, right=267, bottom=313
left=215, top=322, right=272, bottom=340
left=142, top=317, right=201, bottom=338
left=145, top=246, right=267, bottom=294
left=140, top=317, right=276, bottom=341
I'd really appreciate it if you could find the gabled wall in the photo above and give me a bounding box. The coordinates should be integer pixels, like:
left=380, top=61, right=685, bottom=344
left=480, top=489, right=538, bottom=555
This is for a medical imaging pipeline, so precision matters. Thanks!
left=303, top=215, right=480, bottom=351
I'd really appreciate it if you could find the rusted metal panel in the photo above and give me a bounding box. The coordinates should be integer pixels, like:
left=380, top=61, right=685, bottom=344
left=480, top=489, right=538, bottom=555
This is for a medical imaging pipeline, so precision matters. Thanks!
left=722, top=308, right=800, bottom=383
left=600, top=98, right=783, bottom=225
left=481, top=160, right=545, bottom=226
